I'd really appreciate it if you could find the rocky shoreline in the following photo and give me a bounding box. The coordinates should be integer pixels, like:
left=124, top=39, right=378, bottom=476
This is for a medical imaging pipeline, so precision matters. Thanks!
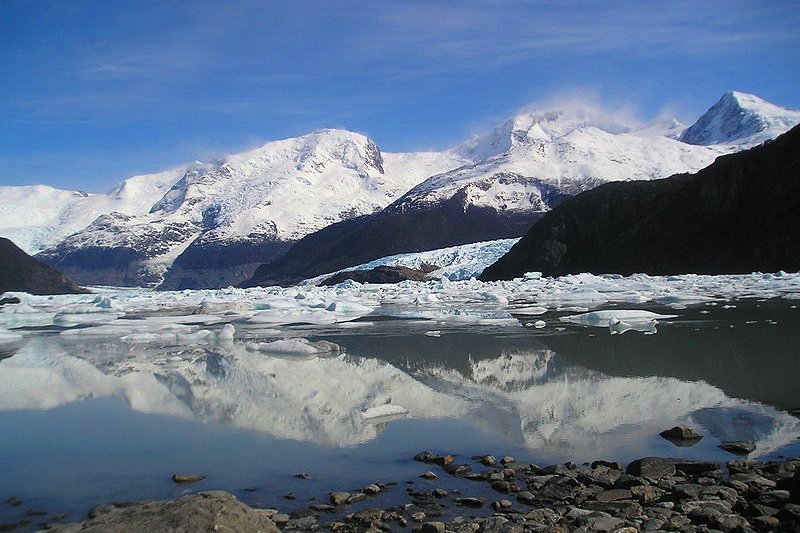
left=17, top=451, right=797, bottom=533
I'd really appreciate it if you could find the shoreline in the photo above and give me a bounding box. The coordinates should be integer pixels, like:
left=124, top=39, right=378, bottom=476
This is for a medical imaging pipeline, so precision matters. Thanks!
left=21, top=452, right=800, bottom=532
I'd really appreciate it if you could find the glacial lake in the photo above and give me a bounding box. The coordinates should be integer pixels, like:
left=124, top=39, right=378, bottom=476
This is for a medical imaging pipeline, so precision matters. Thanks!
left=1, top=286, right=799, bottom=530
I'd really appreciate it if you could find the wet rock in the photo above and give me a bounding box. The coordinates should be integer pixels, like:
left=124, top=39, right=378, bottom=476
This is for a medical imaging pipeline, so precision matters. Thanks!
left=411, top=512, right=426, bottom=523
left=283, top=492, right=296, bottom=500
left=3, top=498, right=22, bottom=508
left=330, top=492, right=350, bottom=506
left=719, top=440, right=757, bottom=455
left=363, top=484, right=381, bottom=495
left=659, top=425, right=703, bottom=443
left=455, top=497, right=485, bottom=508
left=294, top=472, right=311, bottom=480
left=421, top=471, right=437, bottom=480
left=443, top=463, right=472, bottom=476
left=347, top=493, right=367, bottom=504
left=625, top=457, right=676, bottom=480
left=433, top=489, right=448, bottom=499
left=591, top=460, right=622, bottom=471
left=516, top=491, right=535, bottom=505
left=490, top=481, right=510, bottom=493
left=420, top=521, right=445, bottom=533
left=500, top=456, right=515, bottom=465
left=414, top=451, right=441, bottom=463
left=171, top=473, right=206, bottom=484
left=491, top=500, right=512, bottom=512
left=480, top=456, right=497, bottom=467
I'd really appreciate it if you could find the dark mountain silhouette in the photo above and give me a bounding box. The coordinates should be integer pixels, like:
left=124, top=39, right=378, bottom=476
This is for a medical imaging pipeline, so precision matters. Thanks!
left=0, top=237, right=88, bottom=295
left=480, top=125, right=800, bottom=281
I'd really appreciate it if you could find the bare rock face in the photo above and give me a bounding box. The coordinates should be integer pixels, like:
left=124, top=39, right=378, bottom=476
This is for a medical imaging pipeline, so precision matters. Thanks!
left=0, top=237, right=87, bottom=295
left=44, top=491, right=279, bottom=533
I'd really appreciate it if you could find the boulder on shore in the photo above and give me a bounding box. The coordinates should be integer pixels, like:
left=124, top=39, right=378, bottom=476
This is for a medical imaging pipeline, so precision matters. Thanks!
left=43, top=491, right=279, bottom=533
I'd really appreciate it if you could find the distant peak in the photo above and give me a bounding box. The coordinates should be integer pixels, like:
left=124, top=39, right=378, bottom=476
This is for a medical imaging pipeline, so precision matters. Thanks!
left=680, top=91, right=800, bottom=146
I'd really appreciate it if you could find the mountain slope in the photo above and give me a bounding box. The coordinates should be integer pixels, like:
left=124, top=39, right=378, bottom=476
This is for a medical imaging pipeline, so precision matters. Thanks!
left=479, top=125, right=800, bottom=281
left=680, top=91, right=800, bottom=146
left=0, top=238, right=87, bottom=295
left=245, top=91, right=800, bottom=287
left=38, top=130, right=467, bottom=288
left=0, top=167, right=187, bottom=254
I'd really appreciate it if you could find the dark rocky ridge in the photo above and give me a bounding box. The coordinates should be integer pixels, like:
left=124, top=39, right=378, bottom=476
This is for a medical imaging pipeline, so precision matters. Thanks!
left=242, top=194, right=561, bottom=288
left=0, top=237, right=87, bottom=295
left=481, top=125, right=800, bottom=281
left=320, top=265, right=433, bottom=286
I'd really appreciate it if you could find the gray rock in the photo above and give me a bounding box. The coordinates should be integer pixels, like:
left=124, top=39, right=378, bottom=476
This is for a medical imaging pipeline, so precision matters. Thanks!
left=625, top=458, right=676, bottom=480
left=455, top=497, right=485, bottom=508
left=362, top=483, right=381, bottom=495
left=44, top=491, right=279, bottom=533
left=595, top=489, right=632, bottom=503
left=719, top=440, right=757, bottom=455
left=516, top=491, right=536, bottom=505
left=170, top=473, right=205, bottom=484
left=421, top=521, right=446, bottom=533
left=330, top=491, right=350, bottom=505
left=659, top=425, right=703, bottom=442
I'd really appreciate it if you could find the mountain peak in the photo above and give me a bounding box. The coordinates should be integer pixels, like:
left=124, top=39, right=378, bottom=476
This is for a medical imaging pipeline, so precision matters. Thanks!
left=458, top=105, right=633, bottom=161
left=680, top=91, right=800, bottom=146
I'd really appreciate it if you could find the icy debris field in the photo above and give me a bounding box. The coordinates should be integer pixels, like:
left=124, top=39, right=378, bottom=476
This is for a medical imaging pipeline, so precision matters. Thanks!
left=2, top=271, right=798, bottom=340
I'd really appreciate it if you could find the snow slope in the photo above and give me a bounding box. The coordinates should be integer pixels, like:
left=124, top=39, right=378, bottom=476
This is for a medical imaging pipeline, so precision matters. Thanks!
left=305, top=238, right=521, bottom=284
left=389, top=91, right=799, bottom=215
left=0, top=167, right=188, bottom=254
left=681, top=91, right=800, bottom=146
left=37, top=130, right=468, bottom=286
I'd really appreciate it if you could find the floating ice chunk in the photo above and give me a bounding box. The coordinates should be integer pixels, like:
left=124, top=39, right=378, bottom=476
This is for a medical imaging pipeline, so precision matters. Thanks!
left=655, top=294, right=715, bottom=309
left=326, top=301, right=374, bottom=314
left=523, top=272, right=542, bottom=280
left=414, top=293, right=440, bottom=305
left=424, top=330, right=442, bottom=337
left=609, top=318, right=658, bottom=335
left=246, top=338, right=342, bottom=356
left=532, top=320, right=546, bottom=329
left=0, top=329, right=22, bottom=343
left=557, top=306, right=590, bottom=313
left=361, top=404, right=408, bottom=420
left=53, top=312, right=122, bottom=327
left=561, top=310, right=678, bottom=329
left=92, top=295, right=119, bottom=310
left=511, top=306, right=548, bottom=315
left=216, top=323, right=235, bottom=342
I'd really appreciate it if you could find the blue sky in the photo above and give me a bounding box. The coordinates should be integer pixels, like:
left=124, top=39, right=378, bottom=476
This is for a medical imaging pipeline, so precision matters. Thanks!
left=1, top=0, right=798, bottom=192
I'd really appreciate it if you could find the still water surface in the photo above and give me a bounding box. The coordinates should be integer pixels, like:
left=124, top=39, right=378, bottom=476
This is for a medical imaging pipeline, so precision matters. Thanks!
left=0, top=298, right=798, bottom=528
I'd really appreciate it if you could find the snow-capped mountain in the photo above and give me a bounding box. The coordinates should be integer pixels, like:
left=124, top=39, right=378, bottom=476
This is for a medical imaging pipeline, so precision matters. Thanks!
left=248, top=91, right=800, bottom=285
left=680, top=91, right=800, bottom=146
left=14, top=90, right=800, bottom=289
left=37, top=129, right=467, bottom=288
left=0, top=167, right=188, bottom=254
